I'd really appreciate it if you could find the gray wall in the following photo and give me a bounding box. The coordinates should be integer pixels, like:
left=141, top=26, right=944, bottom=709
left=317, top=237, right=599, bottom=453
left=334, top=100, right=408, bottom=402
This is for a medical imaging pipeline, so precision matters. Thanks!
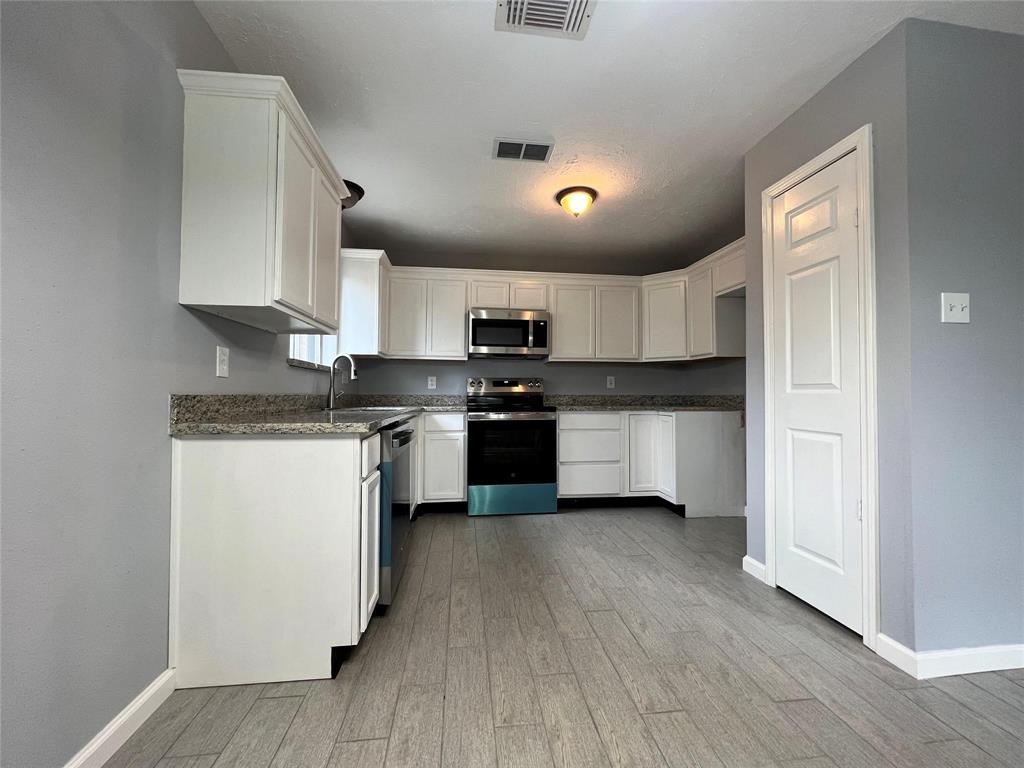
left=744, top=22, right=915, bottom=646
left=902, top=21, right=1023, bottom=651
left=0, top=4, right=325, bottom=766
left=352, top=357, right=745, bottom=396
left=744, top=19, right=1024, bottom=651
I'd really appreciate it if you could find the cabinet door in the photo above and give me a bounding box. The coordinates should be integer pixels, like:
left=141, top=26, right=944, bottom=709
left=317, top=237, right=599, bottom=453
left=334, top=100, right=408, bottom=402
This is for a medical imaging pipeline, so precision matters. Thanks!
left=422, top=432, right=465, bottom=501
left=551, top=285, right=595, bottom=359
left=596, top=286, right=640, bottom=360
left=510, top=282, right=548, bottom=310
left=470, top=281, right=510, bottom=308
left=360, top=471, right=381, bottom=633
left=387, top=277, right=428, bottom=356
left=643, top=281, right=687, bottom=359
left=274, top=114, right=317, bottom=316
left=313, top=173, right=341, bottom=327
left=656, top=415, right=676, bottom=498
left=427, top=279, right=468, bottom=357
left=628, top=414, right=659, bottom=492
left=687, top=268, right=714, bottom=357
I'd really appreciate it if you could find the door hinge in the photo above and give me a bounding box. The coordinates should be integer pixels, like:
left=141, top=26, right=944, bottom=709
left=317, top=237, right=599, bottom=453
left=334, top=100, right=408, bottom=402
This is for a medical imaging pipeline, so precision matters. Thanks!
left=854, top=207, right=860, bottom=228
left=857, top=499, right=863, bottom=521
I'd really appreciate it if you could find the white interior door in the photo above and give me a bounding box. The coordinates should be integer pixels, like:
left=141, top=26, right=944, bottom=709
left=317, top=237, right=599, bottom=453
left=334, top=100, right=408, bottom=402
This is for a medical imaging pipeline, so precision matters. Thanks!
left=771, top=151, right=863, bottom=632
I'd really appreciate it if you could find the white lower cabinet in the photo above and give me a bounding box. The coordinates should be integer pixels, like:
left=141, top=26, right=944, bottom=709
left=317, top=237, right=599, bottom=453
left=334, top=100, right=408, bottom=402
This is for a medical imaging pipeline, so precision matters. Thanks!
left=359, top=470, right=381, bottom=632
left=419, top=412, right=467, bottom=503
left=557, top=412, right=625, bottom=497
left=628, top=414, right=659, bottom=492
left=656, top=414, right=676, bottom=498
left=556, top=410, right=745, bottom=516
left=171, top=434, right=372, bottom=688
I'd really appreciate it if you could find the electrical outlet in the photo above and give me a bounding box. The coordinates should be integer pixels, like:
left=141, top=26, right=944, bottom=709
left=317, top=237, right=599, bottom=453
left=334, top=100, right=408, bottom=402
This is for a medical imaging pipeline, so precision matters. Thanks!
left=216, top=346, right=229, bottom=378
left=940, top=292, right=970, bottom=323
left=426, top=376, right=437, bottom=390
left=606, top=376, right=615, bottom=389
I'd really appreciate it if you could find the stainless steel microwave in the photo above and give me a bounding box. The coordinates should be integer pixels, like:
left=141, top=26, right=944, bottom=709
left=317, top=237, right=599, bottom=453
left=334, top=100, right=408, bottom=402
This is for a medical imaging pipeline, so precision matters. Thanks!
left=468, top=308, right=550, bottom=358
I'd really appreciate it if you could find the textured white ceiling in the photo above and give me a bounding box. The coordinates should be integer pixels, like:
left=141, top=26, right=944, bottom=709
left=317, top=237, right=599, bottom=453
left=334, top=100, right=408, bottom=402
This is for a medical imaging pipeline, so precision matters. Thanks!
left=196, top=1, right=1024, bottom=275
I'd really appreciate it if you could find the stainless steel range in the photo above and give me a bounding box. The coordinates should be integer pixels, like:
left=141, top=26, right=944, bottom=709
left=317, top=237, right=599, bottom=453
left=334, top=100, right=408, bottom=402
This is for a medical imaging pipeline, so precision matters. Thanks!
left=466, top=377, right=557, bottom=516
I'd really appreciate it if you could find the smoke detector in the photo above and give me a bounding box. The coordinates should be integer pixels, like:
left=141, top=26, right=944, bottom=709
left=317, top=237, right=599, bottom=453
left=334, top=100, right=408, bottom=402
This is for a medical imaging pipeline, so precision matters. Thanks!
left=492, top=138, right=553, bottom=162
left=495, top=0, right=596, bottom=41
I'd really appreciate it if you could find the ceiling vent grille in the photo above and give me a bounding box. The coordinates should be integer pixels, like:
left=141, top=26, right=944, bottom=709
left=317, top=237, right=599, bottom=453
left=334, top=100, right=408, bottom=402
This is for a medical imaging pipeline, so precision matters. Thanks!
left=493, top=138, right=553, bottom=162
left=495, top=0, right=596, bottom=41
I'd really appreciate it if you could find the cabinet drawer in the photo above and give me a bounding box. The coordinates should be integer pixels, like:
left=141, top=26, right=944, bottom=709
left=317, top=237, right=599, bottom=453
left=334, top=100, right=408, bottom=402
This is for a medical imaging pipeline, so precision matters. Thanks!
left=558, top=412, right=621, bottom=431
left=361, top=433, right=381, bottom=478
left=421, top=412, right=466, bottom=432
left=559, top=430, right=621, bottom=463
left=559, top=463, right=622, bottom=496
left=713, top=250, right=745, bottom=294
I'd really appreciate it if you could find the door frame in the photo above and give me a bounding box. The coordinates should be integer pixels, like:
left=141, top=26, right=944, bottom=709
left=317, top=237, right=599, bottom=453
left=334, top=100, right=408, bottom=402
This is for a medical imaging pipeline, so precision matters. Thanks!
left=760, top=124, right=879, bottom=651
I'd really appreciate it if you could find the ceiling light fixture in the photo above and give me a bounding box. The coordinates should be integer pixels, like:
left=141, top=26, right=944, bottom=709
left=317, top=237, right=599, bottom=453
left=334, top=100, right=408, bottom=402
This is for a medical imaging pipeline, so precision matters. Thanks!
left=556, top=186, right=598, bottom=218
left=341, top=180, right=364, bottom=210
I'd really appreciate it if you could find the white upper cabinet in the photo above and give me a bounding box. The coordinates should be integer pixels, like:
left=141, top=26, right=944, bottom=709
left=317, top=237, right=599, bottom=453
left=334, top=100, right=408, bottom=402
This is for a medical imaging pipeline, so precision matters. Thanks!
left=596, top=285, right=640, bottom=360
left=383, top=272, right=466, bottom=360
left=335, top=237, right=743, bottom=363
left=470, top=280, right=510, bottom=308
left=386, top=277, right=429, bottom=356
left=510, top=282, right=549, bottom=310
left=427, top=279, right=468, bottom=358
left=551, top=285, right=596, bottom=360
left=687, top=268, right=715, bottom=357
left=178, top=70, right=346, bottom=334
left=712, top=245, right=746, bottom=295
left=275, top=115, right=318, bottom=316
left=313, top=174, right=342, bottom=327
left=470, top=280, right=549, bottom=310
left=643, top=280, right=687, bottom=360
left=338, top=249, right=390, bottom=356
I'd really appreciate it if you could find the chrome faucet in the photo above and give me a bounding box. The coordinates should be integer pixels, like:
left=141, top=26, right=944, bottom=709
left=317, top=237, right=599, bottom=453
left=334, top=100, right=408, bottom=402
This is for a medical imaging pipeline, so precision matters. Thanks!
left=328, top=354, right=358, bottom=409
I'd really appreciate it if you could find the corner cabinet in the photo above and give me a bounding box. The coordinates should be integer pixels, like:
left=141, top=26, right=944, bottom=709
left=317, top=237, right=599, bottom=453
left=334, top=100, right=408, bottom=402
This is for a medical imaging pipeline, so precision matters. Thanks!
left=178, top=70, right=347, bottom=334
left=338, top=249, right=391, bottom=356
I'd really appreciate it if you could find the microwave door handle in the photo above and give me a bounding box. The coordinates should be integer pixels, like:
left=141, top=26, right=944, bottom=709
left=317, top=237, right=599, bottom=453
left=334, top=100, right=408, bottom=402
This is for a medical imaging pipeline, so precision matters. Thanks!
left=528, top=320, right=534, bottom=349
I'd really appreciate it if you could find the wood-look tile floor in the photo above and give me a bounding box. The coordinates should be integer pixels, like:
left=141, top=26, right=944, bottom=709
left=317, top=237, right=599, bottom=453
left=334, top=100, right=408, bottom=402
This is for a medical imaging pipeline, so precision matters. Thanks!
left=106, top=508, right=1024, bottom=768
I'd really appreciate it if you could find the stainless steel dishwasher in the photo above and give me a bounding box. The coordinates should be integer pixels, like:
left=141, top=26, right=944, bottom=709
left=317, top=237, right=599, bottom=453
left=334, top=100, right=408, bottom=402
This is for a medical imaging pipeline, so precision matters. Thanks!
left=378, top=416, right=415, bottom=605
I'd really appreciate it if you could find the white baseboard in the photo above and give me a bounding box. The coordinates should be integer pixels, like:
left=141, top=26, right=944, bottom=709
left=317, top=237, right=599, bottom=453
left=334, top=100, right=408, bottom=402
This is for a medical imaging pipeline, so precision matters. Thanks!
left=742, top=555, right=767, bottom=583
left=64, top=669, right=176, bottom=768
left=876, top=634, right=1024, bottom=680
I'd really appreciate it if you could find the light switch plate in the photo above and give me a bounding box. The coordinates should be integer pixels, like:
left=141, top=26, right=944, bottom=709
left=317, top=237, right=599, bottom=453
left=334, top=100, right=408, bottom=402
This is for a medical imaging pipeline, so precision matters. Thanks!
left=426, top=376, right=437, bottom=390
left=606, top=376, right=616, bottom=389
left=216, top=346, right=229, bottom=377
left=941, top=292, right=970, bottom=323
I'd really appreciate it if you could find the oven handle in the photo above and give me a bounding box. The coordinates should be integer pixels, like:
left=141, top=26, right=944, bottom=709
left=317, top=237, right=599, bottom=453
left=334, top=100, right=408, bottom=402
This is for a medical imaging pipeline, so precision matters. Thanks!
left=467, top=412, right=557, bottom=421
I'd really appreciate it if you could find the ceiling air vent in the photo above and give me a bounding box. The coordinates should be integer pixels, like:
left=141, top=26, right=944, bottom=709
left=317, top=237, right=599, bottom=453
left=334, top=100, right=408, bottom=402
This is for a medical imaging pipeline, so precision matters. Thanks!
left=493, top=138, right=553, bottom=162
left=495, top=0, right=596, bottom=41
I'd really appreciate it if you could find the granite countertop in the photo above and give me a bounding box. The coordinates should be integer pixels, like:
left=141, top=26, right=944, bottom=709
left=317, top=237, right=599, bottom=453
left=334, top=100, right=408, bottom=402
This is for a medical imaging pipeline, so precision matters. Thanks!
left=546, top=394, right=744, bottom=412
left=168, top=393, right=741, bottom=436
left=169, top=394, right=466, bottom=436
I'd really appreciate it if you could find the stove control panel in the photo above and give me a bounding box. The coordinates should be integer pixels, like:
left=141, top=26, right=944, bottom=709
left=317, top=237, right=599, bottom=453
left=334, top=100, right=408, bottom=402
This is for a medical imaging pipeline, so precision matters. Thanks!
left=467, top=377, right=544, bottom=394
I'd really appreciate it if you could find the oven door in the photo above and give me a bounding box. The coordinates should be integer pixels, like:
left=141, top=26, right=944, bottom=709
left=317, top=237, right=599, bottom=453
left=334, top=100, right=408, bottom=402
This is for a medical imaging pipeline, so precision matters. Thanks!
left=467, top=413, right=557, bottom=486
